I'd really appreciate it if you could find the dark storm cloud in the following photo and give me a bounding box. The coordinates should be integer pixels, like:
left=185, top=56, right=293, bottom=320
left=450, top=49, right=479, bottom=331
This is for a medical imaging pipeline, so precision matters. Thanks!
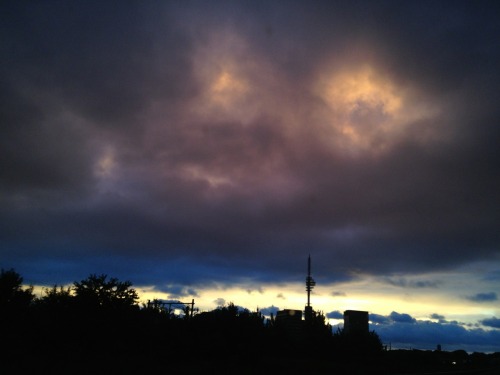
left=1, top=1, right=500, bottom=288
left=0, top=1, right=193, bottom=195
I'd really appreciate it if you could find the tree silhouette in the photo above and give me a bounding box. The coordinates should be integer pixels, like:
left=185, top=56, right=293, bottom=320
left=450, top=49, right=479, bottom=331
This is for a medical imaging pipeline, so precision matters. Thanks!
left=36, top=285, right=73, bottom=311
left=1, top=269, right=37, bottom=371
left=333, top=326, right=383, bottom=357
left=0, top=268, right=34, bottom=310
left=73, top=273, right=139, bottom=310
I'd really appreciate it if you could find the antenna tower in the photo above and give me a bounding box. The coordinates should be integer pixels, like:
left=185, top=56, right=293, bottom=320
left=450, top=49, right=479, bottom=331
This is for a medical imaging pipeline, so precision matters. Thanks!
left=305, top=255, right=316, bottom=322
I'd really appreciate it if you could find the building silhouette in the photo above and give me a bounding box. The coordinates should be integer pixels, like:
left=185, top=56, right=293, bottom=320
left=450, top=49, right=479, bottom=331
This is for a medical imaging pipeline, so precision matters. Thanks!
left=275, top=308, right=303, bottom=341
left=343, top=310, right=369, bottom=334
left=276, top=308, right=302, bottom=323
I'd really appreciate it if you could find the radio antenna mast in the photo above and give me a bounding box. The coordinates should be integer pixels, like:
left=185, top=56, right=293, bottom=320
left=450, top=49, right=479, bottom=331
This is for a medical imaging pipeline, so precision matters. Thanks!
left=305, top=254, right=316, bottom=321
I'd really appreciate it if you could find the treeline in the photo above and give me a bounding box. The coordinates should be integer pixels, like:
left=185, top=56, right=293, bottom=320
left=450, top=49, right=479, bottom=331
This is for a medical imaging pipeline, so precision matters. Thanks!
left=1, top=268, right=385, bottom=374
left=3, top=268, right=498, bottom=374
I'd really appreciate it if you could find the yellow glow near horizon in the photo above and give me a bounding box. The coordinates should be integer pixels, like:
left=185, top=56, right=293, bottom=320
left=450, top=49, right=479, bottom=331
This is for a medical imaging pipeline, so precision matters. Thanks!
left=135, top=277, right=498, bottom=326
left=30, top=261, right=500, bottom=326
left=31, top=275, right=498, bottom=331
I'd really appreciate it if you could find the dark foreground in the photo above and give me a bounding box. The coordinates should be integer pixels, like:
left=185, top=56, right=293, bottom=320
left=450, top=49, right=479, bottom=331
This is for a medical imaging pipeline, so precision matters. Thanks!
left=2, top=271, right=498, bottom=374
left=5, top=347, right=500, bottom=375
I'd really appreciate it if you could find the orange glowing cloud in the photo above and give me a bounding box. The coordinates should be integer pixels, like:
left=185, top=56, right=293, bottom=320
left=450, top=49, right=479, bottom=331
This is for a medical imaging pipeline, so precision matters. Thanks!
left=314, top=64, right=439, bottom=155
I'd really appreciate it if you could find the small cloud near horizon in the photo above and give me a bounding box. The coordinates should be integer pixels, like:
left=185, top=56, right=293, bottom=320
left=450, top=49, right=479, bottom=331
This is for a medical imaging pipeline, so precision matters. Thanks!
left=331, top=291, right=347, bottom=297
left=481, top=317, right=500, bottom=329
left=465, top=292, right=498, bottom=303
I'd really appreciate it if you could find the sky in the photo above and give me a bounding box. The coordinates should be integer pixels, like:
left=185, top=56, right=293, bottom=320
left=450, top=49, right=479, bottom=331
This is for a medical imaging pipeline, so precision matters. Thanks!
left=1, top=0, right=499, bottom=353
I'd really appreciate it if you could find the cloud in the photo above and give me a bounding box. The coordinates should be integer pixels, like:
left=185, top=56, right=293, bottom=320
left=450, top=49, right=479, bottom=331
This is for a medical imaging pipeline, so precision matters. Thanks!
left=389, top=311, right=417, bottom=324
left=430, top=313, right=445, bottom=320
left=465, top=292, right=498, bottom=303
left=373, top=319, right=500, bottom=352
left=366, top=311, right=500, bottom=352
left=327, top=310, right=344, bottom=320
left=370, top=313, right=390, bottom=325
left=331, top=291, right=347, bottom=297
left=213, top=298, right=226, bottom=307
left=483, top=270, right=500, bottom=282
left=430, top=313, right=447, bottom=323
left=1, top=1, right=499, bottom=302
left=481, top=317, right=500, bottom=329
left=156, top=285, right=199, bottom=299
left=383, top=277, right=441, bottom=289
left=259, top=305, right=279, bottom=317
